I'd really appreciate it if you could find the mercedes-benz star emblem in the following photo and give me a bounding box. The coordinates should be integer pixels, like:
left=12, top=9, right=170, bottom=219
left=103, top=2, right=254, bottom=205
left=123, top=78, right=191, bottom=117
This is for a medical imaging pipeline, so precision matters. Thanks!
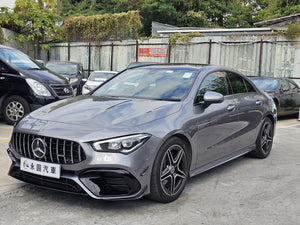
left=31, top=138, right=47, bottom=159
left=63, top=87, right=70, bottom=94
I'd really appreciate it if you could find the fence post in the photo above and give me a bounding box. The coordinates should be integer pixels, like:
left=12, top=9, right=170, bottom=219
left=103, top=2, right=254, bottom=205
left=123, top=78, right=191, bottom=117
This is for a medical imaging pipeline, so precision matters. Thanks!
left=208, top=39, right=212, bottom=64
left=136, top=39, right=139, bottom=62
left=88, top=42, right=91, bottom=75
left=110, top=42, right=114, bottom=71
left=68, top=42, right=70, bottom=61
left=168, top=39, right=171, bottom=63
left=258, top=39, right=263, bottom=77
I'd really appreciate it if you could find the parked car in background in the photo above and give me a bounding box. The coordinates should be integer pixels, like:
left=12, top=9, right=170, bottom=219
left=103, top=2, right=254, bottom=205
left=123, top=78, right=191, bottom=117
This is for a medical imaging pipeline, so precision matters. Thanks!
left=7, top=64, right=276, bottom=203
left=46, top=61, right=84, bottom=95
left=0, top=45, right=74, bottom=125
left=82, top=70, right=117, bottom=94
left=250, top=77, right=300, bottom=116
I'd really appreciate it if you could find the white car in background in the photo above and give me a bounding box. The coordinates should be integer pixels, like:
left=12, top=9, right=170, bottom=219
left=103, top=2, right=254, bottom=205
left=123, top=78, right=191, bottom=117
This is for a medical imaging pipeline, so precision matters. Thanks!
left=82, top=70, right=118, bottom=94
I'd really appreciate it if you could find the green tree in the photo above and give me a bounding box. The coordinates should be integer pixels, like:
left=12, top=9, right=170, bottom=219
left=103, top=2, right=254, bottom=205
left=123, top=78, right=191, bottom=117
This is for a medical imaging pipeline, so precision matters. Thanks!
left=255, top=0, right=300, bottom=21
left=0, top=0, right=62, bottom=51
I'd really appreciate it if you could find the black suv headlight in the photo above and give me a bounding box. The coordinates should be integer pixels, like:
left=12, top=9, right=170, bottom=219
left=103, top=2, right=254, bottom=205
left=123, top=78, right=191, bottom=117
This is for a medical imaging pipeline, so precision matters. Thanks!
left=92, top=134, right=151, bottom=154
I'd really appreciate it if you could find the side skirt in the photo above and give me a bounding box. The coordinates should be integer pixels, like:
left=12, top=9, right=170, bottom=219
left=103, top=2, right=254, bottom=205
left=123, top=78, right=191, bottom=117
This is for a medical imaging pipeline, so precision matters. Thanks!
left=189, top=144, right=256, bottom=178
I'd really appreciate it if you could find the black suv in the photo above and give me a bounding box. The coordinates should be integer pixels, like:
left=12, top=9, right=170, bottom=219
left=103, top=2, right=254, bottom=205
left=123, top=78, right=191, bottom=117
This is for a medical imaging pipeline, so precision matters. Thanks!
left=0, top=45, right=74, bottom=124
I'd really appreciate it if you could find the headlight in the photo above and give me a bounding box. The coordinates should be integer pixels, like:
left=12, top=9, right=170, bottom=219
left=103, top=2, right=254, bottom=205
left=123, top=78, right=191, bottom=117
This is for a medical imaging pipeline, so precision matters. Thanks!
left=26, top=78, right=51, bottom=96
left=92, top=134, right=151, bottom=154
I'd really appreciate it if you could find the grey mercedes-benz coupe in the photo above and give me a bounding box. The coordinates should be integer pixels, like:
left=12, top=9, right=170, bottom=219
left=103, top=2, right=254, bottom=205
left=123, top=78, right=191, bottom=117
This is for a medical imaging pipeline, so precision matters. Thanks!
left=7, top=64, right=277, bottom=203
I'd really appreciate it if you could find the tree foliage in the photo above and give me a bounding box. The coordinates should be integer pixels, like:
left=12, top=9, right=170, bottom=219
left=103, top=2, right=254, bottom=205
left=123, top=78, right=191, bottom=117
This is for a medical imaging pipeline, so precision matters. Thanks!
left=0, top=0, right=62, bottom=50
left=63, top=11, right=142, bottom=42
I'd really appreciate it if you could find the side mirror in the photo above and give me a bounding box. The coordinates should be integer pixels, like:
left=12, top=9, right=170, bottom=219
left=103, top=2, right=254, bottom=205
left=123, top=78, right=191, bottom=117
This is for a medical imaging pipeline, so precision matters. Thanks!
left=281, top=87, right=289, bottom=92
left=203, top=91, right=224, bottom=104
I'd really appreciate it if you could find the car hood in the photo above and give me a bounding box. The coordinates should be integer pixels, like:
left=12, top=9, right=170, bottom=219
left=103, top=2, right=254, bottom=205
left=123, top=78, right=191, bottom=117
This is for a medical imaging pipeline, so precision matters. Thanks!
left=16, top=95, right=181, bottom=141
left=19, top=68, right=68, bottom=84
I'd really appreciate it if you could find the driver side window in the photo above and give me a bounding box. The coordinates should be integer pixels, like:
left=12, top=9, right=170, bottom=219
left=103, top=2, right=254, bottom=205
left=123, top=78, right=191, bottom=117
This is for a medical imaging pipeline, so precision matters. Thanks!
left=197, top=72, right=229, bottom=102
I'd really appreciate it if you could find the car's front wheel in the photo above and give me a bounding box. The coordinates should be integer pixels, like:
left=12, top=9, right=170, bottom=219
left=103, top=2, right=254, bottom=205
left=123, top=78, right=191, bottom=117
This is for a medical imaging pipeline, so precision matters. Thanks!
left=249, top=117, right=274, bottom=159
left=1, top=96, right=30, bottom=125
left=148, top=137, right=190, bottom=203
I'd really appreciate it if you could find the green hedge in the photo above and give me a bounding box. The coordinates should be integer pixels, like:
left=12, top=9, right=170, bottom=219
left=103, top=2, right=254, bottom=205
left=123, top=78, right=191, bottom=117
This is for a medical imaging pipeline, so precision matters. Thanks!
left=63, top=11, right=142, bottom=42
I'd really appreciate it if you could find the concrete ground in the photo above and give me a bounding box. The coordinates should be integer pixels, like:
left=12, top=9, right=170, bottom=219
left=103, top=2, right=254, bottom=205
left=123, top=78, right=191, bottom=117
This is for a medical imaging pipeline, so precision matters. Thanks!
left=0, top=117, right=299, bottom=225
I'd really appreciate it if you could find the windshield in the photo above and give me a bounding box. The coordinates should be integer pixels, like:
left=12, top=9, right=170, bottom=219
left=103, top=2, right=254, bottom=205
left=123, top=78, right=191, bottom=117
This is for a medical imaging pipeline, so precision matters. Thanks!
left=46, top=63, right=78, bottom=75
left=92, top=68, right=197, bottom=101
left=89, top=72, right=116, bottom=81
left=0, top=48, right=41, bottom=70
left=251, top=78, right=279, bottom=91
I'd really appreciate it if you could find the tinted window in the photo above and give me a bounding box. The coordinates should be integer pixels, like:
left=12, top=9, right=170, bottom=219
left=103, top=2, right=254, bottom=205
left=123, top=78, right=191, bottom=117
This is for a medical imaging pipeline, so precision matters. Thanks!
left=0, top=61, right=9, bottom=73
left=281, top=80, right=290, bottom=91
left=197, top=72, right=229, bottom=102
left=228, top=72, right=247, bottom=94
left=288, top=80, right=299, bottom=91
left=244, top=79, right=256, bottom=92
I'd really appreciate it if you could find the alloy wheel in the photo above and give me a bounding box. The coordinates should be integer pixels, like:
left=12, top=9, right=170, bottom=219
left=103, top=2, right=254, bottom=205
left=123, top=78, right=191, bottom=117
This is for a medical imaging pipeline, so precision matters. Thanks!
left=159, top=144, right=187, bottom=196
left=6, top=101, right=25, bottom=122
left=261, top=122, right=273, bottom=155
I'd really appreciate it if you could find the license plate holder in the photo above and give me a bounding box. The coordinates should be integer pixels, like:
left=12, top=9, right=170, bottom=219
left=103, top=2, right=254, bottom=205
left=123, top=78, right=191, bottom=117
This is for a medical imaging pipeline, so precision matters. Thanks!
left=20, top=157, right=61, bottom=179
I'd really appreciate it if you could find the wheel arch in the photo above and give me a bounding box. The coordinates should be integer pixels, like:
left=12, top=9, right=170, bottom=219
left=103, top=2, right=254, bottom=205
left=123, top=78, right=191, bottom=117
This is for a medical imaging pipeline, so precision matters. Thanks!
left=169, top=133, right=193, bottom=172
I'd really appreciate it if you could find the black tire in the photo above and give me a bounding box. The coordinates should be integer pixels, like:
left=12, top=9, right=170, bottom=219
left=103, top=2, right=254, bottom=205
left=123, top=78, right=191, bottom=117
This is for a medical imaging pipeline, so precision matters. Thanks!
left=1, top=96, right=30, bottom=125
left=249, top=117, right=274, bottom=159
left=148, top=137, right=190, bottom=203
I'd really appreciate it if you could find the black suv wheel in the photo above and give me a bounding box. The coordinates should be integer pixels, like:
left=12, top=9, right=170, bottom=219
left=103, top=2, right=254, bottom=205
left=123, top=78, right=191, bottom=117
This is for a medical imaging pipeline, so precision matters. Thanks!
left=1, top=96, right=30, bottom=125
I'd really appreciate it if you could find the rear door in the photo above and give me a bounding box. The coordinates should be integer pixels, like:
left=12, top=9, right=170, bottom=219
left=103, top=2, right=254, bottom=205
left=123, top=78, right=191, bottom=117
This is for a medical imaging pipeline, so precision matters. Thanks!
left=227, top=72, right=264, bottom=151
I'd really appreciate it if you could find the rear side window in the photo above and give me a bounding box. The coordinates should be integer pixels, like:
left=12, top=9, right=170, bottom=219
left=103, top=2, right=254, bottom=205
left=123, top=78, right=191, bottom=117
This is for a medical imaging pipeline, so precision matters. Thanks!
left=281, top=80, right=290, bottom=91
left=197, top=72, right=229, bottom=102
left=244, top=79, right=256, bottom=92
left=228, top=72, right=247, bottom=94
left=288, top=80, right=299, bottom=91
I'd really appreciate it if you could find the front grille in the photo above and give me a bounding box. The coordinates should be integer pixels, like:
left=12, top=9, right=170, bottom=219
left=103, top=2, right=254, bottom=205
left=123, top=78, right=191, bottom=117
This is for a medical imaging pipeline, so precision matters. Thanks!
left=51, top=84, right=73, bottom=97
left=11, top=132, right=86, bottom=164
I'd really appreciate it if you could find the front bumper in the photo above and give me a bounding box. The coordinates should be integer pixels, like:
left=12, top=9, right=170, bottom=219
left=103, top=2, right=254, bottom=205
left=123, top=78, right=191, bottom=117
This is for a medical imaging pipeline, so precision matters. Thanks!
left=7, top=141, right=152, bottom=200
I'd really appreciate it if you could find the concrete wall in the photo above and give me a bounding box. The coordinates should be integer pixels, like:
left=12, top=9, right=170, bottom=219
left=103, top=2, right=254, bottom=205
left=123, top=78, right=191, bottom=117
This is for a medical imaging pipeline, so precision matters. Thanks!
left=40, top=35, right=300, bottom=80
left=1, top=28, right=35, bottom=58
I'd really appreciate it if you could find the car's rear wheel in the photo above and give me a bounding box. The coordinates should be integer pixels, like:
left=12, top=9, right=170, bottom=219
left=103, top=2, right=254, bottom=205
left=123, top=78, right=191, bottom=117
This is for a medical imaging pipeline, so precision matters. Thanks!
left=1, top=96, right=30, bottom=125
left=249, top=117, right=274, bottom=159
left=148, top=137, right=189, bottom=203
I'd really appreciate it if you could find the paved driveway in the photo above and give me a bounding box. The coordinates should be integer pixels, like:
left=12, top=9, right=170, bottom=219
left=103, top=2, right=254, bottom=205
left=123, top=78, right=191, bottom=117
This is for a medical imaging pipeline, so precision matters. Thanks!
left=0, top=117, right=299, bottom=225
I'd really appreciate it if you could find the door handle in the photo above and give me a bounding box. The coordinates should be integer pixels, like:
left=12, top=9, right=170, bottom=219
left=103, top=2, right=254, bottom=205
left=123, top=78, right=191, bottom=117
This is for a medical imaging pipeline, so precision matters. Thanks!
left=227, top=104, right=236, bottom=111
left=256, top=100, right=263, bottom=105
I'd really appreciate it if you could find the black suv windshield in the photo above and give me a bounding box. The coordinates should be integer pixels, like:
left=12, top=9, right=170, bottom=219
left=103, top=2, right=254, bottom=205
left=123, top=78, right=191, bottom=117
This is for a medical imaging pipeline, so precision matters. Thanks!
left=0, top=48, right=41, bottom=70
left=93, top=68, right=197, bottom=101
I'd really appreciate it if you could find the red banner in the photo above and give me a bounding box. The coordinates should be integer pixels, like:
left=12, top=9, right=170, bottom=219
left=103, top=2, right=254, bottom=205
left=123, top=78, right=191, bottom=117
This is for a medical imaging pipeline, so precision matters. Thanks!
left=139, top=48, right=168, bottom=57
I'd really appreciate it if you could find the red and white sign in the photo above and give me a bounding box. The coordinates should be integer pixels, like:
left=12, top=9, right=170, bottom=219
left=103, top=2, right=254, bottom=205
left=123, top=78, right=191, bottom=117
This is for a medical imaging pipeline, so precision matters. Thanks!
left=139, top=48, right=168, bottom=57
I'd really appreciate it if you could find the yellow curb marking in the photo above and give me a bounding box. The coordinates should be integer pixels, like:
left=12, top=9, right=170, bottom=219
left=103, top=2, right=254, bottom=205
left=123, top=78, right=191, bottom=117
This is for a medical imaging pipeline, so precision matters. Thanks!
left=0, top=139, right=9, bottom=143
left=0, top=126, right=13, bottom=130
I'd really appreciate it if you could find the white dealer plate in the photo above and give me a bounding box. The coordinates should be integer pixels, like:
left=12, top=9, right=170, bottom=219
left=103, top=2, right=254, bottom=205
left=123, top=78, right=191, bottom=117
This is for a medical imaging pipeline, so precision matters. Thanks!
left=21, top=157, right=61, bottom=179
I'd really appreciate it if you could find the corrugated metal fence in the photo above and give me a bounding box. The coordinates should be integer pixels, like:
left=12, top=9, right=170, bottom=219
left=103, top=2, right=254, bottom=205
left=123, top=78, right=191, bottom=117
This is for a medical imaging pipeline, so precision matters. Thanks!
left=40, top=35, right=300, bottom=80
